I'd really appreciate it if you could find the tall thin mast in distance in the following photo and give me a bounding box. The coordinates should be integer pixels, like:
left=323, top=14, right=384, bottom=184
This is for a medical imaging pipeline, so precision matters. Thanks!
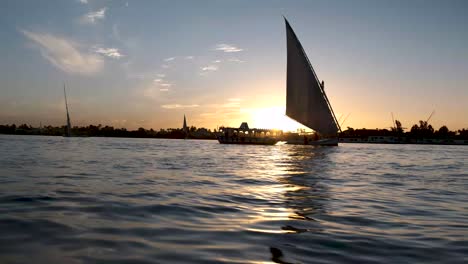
left=183, top=114, right=188, bottom=139
left=64, top=84, right=71, bottom=137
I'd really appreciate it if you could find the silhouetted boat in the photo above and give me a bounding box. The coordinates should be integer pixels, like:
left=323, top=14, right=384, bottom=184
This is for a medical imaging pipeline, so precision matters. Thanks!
left=217, top=122, right=281, bottom=145
left=63, top=84, right=72, bottom=137
left=284, top=18, right=341, bottom=146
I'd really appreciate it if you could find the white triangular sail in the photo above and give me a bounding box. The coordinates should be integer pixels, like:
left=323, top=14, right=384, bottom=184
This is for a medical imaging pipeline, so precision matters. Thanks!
left=285, top=18, right=339, bottom=136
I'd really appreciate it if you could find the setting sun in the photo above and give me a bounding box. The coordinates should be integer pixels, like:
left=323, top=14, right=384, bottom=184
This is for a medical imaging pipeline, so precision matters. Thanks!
left=246, top=106, right=308, bottom=132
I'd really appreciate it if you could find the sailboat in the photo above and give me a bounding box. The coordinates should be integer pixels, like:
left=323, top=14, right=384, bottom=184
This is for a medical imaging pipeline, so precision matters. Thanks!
left=284, top=18, right=341, bottom=146
left=63, top=84, right=72, bottom=137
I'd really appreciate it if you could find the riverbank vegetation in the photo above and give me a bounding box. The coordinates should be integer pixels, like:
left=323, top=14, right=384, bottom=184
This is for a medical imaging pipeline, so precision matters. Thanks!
left=0, top=124, right=216, bottom=139
left=1, top=120, right=467, bottom=140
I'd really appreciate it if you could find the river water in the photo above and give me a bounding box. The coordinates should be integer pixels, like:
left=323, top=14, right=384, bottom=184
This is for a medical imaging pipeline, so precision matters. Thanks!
left=0, top=135, right=467, bottom=263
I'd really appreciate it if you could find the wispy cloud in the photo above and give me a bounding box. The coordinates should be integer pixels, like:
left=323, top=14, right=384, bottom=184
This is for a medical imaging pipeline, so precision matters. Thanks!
left=93, top=47, right=124, bottom=59
left=222, top=102, right=241, bottom=108
left=215, top=44, right=243, bottom=53
left=21, top=30, right=103, bottom=75
left=207, top=98, right=243, bottom=109
left=78, top=0, right=88, bottom=4
left=228, top=58, right=245, bottom=63
left=81, top=8, right=107, bottom=24
left=184, top=56, right=194, bottom=60
left=201, top=65, right=218, bottom=71
left=161, top=104, right=199, bottom=109
left=161, top=64, right=169, bottom=69
left=153, top=73, right=174, bottom=89
left=212, top=60, right=221, bottom=63
left=164, top=57, right=175, bottom=62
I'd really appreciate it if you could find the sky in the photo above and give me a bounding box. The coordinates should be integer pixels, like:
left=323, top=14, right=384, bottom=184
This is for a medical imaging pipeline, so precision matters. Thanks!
left=1, top=0, right=467, bottom=131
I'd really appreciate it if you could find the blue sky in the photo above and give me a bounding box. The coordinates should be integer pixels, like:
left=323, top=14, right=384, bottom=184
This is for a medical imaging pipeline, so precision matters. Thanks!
left=1, top=0, right=467, bottom=131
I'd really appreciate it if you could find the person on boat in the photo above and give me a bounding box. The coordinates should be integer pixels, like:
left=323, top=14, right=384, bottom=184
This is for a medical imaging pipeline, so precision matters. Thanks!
left=313, top=133, right=319, bottom=141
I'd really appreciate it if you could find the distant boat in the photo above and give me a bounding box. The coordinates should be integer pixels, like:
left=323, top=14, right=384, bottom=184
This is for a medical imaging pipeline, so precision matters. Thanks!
left=63, top=84, right=72, bottom=137
left=217, top=122, right=281, bottom=145
left=284, top=18, right=341, bottom=146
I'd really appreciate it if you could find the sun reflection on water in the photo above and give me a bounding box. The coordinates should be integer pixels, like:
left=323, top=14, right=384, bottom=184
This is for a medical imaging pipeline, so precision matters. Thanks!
left=233, top=145, right=333, bottom=239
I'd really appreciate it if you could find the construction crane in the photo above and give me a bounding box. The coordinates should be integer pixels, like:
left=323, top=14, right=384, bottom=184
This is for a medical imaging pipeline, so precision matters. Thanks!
left=426, top=110, right=435, bottom=123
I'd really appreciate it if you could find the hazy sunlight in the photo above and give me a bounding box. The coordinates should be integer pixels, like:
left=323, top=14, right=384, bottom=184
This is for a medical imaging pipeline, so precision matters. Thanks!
left=246, top=106, right=308, bottom=132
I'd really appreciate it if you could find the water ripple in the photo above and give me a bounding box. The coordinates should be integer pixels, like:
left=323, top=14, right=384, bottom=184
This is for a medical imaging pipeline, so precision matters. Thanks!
left=0, top=135, right=467, bottom=263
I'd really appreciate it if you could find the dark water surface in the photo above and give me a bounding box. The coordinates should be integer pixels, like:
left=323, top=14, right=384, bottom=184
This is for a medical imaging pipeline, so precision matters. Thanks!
left=0, top=135, right=467, bottom=263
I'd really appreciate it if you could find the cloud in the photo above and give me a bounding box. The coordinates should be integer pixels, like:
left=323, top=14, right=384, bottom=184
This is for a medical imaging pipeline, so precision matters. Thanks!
left=93, top=47, right=124, bottom=59
left=81, top=8, right=107, bottom=24
left=201, top=65, right=218, bottom=71
left=164, top=57, right=175, bottom=62
left=156, top=74, right=165, bottom=78
left=184, top=56, right=194, bottom=60
left=159, top=88, right=169, bottom=92
left=78, top=0, right=88, bottom=4
left=228, top=58, right=245, bottom=63
left=161, top=64, right=169, bottom=69
left=222, top=102, right=241, bottom=108
left=153, top=74, right=173, bottom=88
left=161, top=104, right=199, bottom=109
left=212, top=60, right=221, bottom=63
left=209, top=99, right=242, bottom=108
left=204, top=98, right=243, bottom=109
left=21, top=30, right=103, bottom=75
left=215, top=44, right=243, bottom=53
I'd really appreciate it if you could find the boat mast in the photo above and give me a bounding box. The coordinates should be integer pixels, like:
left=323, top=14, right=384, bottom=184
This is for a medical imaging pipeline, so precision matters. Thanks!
left=321, top=82, right=342, bottom=133
left=183, top=114, right=188, bottom=139
left=64, top=84, right=71, bottom=137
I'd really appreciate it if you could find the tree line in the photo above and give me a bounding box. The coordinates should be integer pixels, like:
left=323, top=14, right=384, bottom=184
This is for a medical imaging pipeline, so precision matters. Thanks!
left=0, top=124, right=217, bottom=139
left=340, top=120, right=468, bottom=140
left=1, top=120, right=467, bottom=140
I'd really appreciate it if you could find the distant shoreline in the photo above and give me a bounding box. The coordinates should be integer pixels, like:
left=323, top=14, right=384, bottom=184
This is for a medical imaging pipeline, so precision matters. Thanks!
left=339, top=139, right=468, bottom=146
left=1, top=133, right=467, bottom=146
left=1, top=123, right=467, bottom=145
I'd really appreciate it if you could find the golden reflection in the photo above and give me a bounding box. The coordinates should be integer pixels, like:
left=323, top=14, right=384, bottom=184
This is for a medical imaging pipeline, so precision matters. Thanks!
left=240, top=145, right=332, bottom=236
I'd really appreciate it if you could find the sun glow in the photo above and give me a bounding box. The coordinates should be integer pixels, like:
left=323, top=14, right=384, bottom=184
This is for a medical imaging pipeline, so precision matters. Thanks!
left=247, top=106, right=308, bottom=132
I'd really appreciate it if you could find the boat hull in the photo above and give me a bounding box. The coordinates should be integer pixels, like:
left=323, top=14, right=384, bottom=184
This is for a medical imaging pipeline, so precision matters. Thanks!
left=217, top=136, right=278, bottom=145
left=286, top=137, right=338, bottom=146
